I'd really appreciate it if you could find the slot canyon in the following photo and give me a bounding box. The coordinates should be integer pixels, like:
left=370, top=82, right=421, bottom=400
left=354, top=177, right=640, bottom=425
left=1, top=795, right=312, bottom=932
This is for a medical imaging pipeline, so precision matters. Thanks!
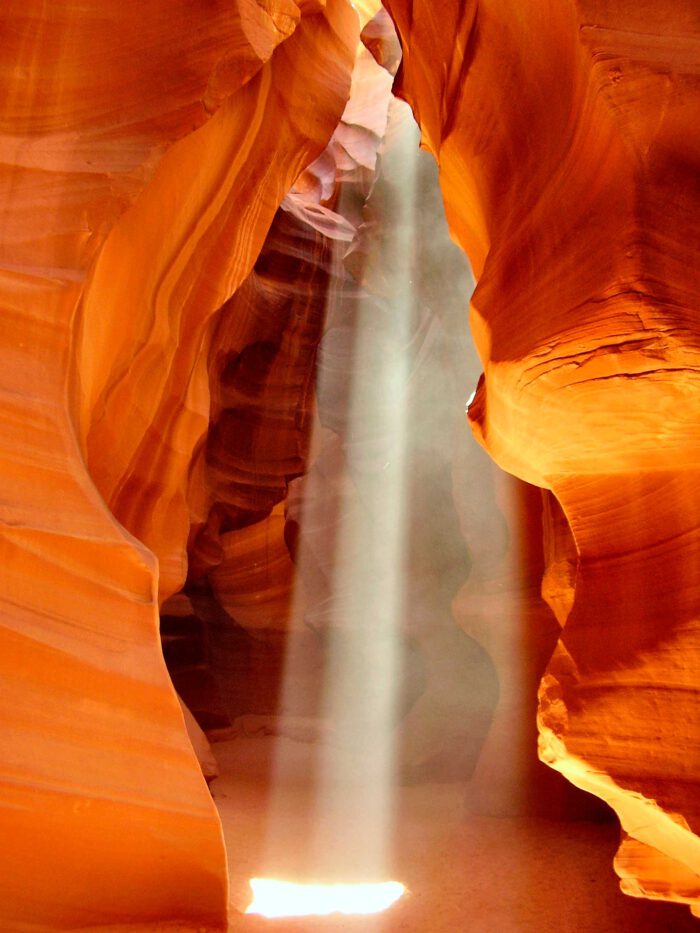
left=2, top=0, right=700, bottom=930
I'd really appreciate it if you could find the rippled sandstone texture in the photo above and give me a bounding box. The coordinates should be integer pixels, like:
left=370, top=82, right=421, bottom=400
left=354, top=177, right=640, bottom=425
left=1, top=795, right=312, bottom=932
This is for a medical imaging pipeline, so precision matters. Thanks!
left=384, top=0, right=700, bottom=915
left=6, top=0, right=700, bottom=928
left=0, top=1, right=356, bottom=929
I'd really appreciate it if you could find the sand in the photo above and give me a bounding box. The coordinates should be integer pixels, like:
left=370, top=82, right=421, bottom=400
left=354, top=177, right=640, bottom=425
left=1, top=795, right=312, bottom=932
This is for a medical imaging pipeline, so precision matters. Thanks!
left=209, top=736, right=698, bottom=932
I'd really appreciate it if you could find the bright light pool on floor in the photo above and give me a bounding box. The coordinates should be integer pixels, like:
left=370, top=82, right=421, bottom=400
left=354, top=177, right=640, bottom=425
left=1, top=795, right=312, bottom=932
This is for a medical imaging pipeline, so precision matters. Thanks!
left=245, top=879, right=407, bottom=917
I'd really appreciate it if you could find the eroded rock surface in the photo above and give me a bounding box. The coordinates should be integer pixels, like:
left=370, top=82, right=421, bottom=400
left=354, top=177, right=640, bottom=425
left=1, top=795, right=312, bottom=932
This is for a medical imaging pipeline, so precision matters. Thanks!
left=384, top=0, right=700, bottom=913
left=5, top=0, right=700, bottom=926
left=0, top=1, right=356, bottom=928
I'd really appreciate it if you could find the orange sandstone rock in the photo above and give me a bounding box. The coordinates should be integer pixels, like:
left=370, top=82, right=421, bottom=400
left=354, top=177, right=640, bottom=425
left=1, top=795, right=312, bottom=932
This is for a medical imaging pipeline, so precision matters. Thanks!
left=185, top=39, right=394, bottom=627
left=385, top=0, right=700, bottom=913
left=0, top=1, right=357, bottom=928
left=77, top=2, right=357, bottom=602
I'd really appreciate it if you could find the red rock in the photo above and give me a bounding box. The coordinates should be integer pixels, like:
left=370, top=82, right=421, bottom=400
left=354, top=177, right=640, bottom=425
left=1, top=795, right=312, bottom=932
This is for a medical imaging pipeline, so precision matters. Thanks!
left=6, top=0, right=700, bottom=924
left=384, top=0, right=700, bottom=913
left=79, top=3, right=357, bottom=602
left=0, top=1, right=356, bottom=928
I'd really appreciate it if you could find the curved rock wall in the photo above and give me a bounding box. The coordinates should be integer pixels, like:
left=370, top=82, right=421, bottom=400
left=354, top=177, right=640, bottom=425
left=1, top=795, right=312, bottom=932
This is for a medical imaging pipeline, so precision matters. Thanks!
left=5, top=0, right=700, bottom=924
left=76, top=1, right=357, bottom=603
left=0, top=1, right=356, bottom=928
left=384, top=0, right=700, bottom=914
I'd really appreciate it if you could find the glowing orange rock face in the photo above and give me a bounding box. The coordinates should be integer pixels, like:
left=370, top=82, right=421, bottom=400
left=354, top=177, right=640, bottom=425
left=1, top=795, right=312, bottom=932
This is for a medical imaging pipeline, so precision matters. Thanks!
left=77, top=3, right=357, bottom=604
left=0, top=1, right=356, bottom=928
left=384, top=0, right=700, bottom=913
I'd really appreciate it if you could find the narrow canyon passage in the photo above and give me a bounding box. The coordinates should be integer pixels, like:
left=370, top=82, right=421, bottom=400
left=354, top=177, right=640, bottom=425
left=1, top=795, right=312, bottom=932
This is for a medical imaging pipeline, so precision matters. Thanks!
left=4, top=1, right=700, bottom=928
left=161, top=84, right=696, bottom=931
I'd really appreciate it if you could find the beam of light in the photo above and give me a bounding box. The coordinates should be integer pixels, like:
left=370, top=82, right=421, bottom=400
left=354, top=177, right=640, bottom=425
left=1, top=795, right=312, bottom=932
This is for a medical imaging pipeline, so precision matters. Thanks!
left=254, top=68, right=420, bottom=906
left=245, top=879, right=406, bottom=917
left=306, top=98, right=419, bottom=882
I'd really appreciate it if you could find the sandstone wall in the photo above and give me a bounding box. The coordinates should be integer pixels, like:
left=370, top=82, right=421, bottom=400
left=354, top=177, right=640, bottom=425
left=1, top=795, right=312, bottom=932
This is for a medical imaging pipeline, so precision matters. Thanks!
left=0, top=2, right=356, bottom=927
left=384, top=0, right=700, bottom=913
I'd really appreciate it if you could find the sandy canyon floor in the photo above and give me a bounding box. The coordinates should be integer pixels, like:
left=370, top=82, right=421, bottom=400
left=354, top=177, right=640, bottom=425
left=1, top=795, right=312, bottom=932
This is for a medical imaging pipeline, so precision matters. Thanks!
left=209, top=736, right=697, bottom=933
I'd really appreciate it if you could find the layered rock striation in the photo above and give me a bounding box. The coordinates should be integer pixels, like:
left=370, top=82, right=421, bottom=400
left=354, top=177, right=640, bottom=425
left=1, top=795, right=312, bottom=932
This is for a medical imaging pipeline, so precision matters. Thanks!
left=4, top=0, right=700, bottom=926
left=384, top=0, right=700, bottom=914
left=0, top=1, right=356, bottom=928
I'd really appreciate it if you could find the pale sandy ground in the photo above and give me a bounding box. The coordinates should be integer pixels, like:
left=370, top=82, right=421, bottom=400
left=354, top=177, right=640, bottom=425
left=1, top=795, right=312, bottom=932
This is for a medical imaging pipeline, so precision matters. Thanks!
left=211, top=736, right=698, bottom=933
